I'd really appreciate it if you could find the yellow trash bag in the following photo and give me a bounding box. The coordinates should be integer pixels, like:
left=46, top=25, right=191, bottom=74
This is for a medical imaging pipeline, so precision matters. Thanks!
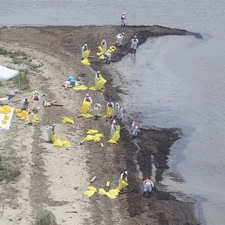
left=105, top=107, right=113, bottom=118
left=51, top=134, right=71, bottom=148
left=81, top=58, right=91, bottom=66
left=98, top=188, right=107, bottom=196
left=81, top=101, right=91, bottom=114
left=99, top=54, right=105, bottom=60
left=107, top=45, right=117, bottom=53
left=73, top=85, right=88, bottom=91
left=87, top=129, right=98, bottom=135
left=84, top=186, right=97, bottom=198
left=97, top=45, right=106, bottom=53
left=108, top=125, right=120, bottom=144
left=100, top=143, right=104, bottom=148
left=83, top=49, right=91, bottom=59
left=89, top=76, right=107, bottom=91
left=117, top=180, right=128, bottom=191
left=93, top=133, right=104, bottom=142
left=62, top=117, right=74, bottom=124
left=0, top=105, right=11, bottom=114
left=15, top=108, right=22, bottom=113
left=106, top=189, right=120, bottom=199
left=98, top=188, right=119, bottom=199
left=83, top=133, right=104, bottom=143
left=81, top=113, right=94, bottom=118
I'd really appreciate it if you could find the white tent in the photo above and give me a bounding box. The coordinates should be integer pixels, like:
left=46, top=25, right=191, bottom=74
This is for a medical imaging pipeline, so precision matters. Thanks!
left=0, top=65, right=19, bottom=81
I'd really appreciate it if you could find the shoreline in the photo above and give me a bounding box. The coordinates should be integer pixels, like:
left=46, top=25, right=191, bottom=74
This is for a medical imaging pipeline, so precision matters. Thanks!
left=0, top=25, right=201, bottom=224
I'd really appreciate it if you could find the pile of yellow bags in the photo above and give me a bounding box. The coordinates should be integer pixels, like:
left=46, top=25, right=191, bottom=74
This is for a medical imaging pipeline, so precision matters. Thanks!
left=0, top=105, right=11, bottom=114
left=73, top=85, right=88, bottom=91
left=15, top=109, right=39, bottom=123
left=84, top=180, right=128, bottom=199
left=108, top=125, right=120, bottom=144
left=50, top=134, right=71, bottom=148
left=81, top=50, right=91, bottom=66
left=96, top=45, right=117, bottom=60
left=0, top=106, right=12, bottom=126
left=82, top=129, right=104, bottom=143
left=83, top=186, right=97, bottom=198
left=62, top=117, right=74, bottom=124
left=89, top=76, right=107, bottom=91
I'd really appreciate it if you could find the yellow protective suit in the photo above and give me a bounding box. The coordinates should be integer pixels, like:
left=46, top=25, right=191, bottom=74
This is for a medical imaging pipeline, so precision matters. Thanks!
left=83, top=186, right=97, bottom=198
left=73, top=85, right=88, bottom=91
left=81, top=101, right=91, bottom=114
left=81, top=50, right=91, bottom=66
left=108, top=125, right=120, bottom=144
left=96, top=45, right=106, bottom=60
left=105, top=106, right=113, bottom=118
left=89, top=76, right=107, bottom=91
left=50, top=134, right=71, bottom=148
left=62, top=117, right=74, bottom=124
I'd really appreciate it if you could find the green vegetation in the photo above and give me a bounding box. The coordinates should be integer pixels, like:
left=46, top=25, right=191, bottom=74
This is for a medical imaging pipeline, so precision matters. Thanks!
left=0, top=156, right=20, bottom=182
left=11, top=69, right=29, bottom=90
left=0, top=47, right=42, bottom=90
left=35, top=208, right=58, bottom=225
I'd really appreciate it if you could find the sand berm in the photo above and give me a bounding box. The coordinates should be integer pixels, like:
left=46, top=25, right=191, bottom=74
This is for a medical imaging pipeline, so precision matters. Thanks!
left=0, top=25, right=201, bottom=225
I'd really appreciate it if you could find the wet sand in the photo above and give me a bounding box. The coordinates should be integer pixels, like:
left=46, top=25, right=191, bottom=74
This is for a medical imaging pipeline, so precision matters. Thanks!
left=0, top=25, right=200, bottom=225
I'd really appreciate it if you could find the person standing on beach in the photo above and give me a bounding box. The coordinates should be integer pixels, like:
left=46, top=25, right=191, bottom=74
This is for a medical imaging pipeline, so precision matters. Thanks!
left=121, top=12, right=127, bottom=28
left=93, top=102, right=101, bottom=119
left=81, top=43, right=88, bottom=58
left=116, top=32, right=125, bottom=46
left=100, top=39, right=107, bottom=50
left=130, top=35, right=139, bottom=56
left=143, top=178, right=154, bottom=197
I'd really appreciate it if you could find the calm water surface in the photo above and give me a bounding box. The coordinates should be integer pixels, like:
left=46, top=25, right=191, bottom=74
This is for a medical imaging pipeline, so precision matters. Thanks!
left=0, top=1, right=224, bottom=224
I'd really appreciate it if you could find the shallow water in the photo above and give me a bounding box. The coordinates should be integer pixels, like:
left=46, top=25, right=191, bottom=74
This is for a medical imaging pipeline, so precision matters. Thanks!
left=1, top=1, right=225, bottom=224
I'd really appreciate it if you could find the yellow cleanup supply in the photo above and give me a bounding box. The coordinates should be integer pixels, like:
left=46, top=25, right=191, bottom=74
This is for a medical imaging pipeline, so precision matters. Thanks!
left=83, top=186, right=97, bottom=198
left=105, top=106, right=113, bottom=118
left=73, top=85, right=88, bottom=91
left=87, top=129, right=99, bottom=135
left=0, top=105, right=11, bottom=114
left=81, top=113, right=94, bottom=118
left=108, top=125, right=120, bottom=144
left=84, top=180, right=128, bottom=199
left=89, top=76, right=107, bottom=91
left=62, top=117, right=74, bottom=124
left=83, top=133, right=104, bottom=143
left=98, top=180, right=128, bottom=199
left=15, top=109, right=39, bottom=123
left=50, top=134, right=71, bottom=148
left=81, top=50, right=91, bottom=66
left=81, top=101, right=91, bottom=114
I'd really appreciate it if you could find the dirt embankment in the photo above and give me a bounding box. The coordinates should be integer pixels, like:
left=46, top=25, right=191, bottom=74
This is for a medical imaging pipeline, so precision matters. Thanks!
left=0, top=25, right=201, bottom=225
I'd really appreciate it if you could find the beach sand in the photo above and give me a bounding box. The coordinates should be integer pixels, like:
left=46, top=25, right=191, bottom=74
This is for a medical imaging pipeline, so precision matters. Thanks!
left=0, top=25, right=200, bottom=225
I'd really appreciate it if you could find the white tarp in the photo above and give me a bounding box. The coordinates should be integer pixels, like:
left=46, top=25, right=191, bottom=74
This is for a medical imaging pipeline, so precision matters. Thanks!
left=0, top=65, right=19, bottom=81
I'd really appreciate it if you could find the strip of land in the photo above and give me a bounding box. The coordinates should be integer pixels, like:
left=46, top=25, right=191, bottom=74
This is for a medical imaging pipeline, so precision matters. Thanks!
left=0, top=25, right=200, bottom=225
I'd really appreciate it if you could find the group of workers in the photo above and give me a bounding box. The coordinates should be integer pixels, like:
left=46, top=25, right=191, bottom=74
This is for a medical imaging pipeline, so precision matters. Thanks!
left=120, top=170, right=155, bottom=196
left=21, top=90, right=40, bottom=125
left=44, top=13, right=152, bottom=197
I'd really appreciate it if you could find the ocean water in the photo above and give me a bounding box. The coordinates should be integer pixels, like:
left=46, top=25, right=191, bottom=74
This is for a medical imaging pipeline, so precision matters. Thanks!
left=0, top=1, right=224, bottom=224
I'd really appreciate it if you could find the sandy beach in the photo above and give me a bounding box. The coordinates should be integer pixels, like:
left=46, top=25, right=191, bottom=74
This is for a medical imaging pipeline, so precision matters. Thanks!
left=0, top=25, right=200, bottom=225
